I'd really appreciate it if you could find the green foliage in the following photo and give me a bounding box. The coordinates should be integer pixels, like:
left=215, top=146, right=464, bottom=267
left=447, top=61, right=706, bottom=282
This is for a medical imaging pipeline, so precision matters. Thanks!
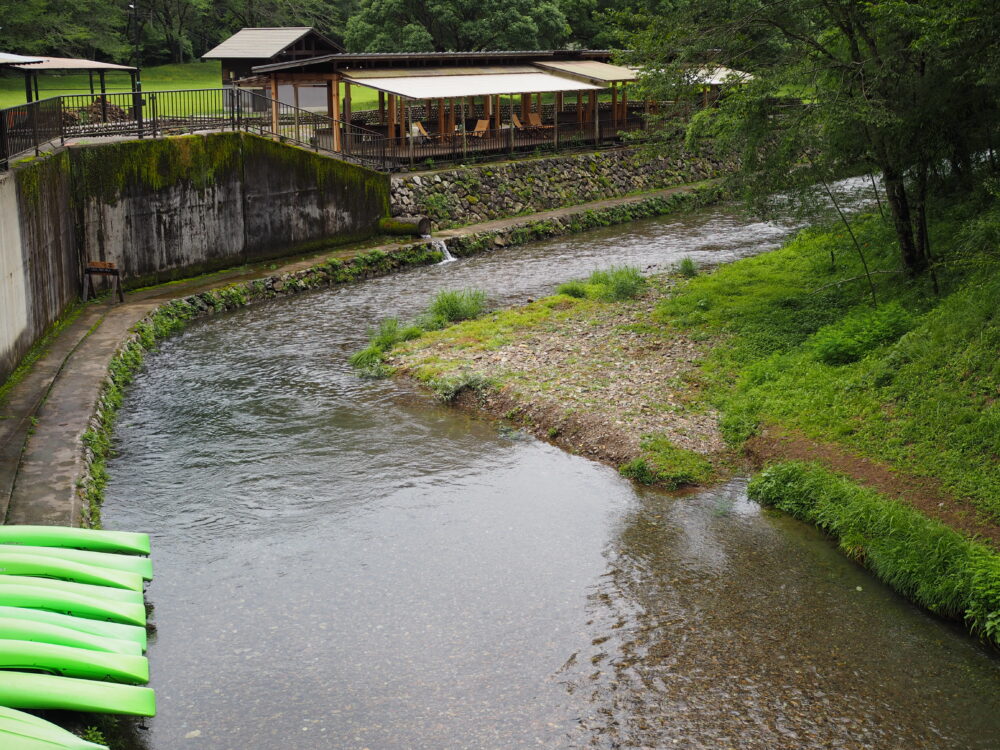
left=348, top=344, right=391, bottom=378
left=428, top=288, right=488, bottom=323
left=657, top=203, right=1000, bottom=521
left=556, top=265, right=647, bottom=303
left=80, top=727, right=107, bottom=744
left=555, top=279, right=589, bottom=298
left=344, top=0, right=571, bottom=52
left=619, top=434, right=713, bottom=489
left=429, top=371, right=495, bottom=403
left=677, top=256, right=698, bottom=278
left=587, top=265, right=646, bottom=301
left=749, top=462, right=1000, bottom=646
left=810, top=302, right=915, bottom=365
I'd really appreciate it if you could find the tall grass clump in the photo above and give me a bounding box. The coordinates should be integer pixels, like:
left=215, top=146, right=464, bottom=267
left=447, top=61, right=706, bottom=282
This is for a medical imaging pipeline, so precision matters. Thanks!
left=618, top=435, right=713, bottom=489
left=349, top=317, right=422, bottom=377
left=749, top=461, right=1000, bottom=646
left=422, top=289, right=488, bottom=329
left=678, top=256, right=698, bottom=278
left=556, top=265, right=647, bottom=302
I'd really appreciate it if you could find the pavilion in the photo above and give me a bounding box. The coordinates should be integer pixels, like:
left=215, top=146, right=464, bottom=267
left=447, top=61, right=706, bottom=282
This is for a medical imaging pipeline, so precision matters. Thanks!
left=11, top=57, right=138, bottom=103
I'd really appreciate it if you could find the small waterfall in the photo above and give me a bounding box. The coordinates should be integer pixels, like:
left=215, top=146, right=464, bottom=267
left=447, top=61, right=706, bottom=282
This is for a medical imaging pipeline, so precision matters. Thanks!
left=422, top=234, right=456, bottom=264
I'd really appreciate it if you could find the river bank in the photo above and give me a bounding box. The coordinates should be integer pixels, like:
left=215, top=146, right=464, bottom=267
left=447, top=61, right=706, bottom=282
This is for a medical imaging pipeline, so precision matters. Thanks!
left=388, top=201, right=1000, bottom=647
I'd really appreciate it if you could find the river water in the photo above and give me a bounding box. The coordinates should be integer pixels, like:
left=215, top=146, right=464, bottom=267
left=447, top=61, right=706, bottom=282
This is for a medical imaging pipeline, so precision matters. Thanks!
left=103, top=197, right=1000, bottom=749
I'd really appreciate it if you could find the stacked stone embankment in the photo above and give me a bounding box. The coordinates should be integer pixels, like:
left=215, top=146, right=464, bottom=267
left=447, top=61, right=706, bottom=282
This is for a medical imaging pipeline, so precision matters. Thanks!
left=390, top=146, right=729, bottom=228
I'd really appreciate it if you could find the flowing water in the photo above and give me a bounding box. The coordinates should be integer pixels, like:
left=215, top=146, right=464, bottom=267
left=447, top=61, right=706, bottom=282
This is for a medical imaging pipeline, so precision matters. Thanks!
left=103, top=193, right=1000, bottom=749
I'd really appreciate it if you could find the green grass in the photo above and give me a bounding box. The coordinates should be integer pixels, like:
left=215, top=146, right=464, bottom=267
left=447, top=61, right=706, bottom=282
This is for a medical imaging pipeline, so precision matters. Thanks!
left=656, top=200, right=1000, bottom=521
left=556, top=265, right=647, bottom=301
left=349, top=288, right=490, bottom=376
left=749, top=461, right=1000, bottom=646
left=619, top=434, right=714, bottom=488
left=0, top=62, right=222, bottom=108
left=0, top=60, right=382, bottom=111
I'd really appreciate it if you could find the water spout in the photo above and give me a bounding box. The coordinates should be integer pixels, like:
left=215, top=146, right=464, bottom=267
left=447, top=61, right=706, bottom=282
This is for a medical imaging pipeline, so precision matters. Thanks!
left=422, top=234, right=456, bottom=264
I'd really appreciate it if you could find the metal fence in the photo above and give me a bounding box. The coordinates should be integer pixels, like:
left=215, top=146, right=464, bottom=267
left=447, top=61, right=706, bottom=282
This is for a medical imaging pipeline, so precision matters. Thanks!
left=1, top=88, right=649, bottom=173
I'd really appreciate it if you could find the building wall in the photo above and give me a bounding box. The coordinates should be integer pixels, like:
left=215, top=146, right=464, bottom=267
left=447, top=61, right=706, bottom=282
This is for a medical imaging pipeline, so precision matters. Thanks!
left=0, top=133, right=390, bottom=383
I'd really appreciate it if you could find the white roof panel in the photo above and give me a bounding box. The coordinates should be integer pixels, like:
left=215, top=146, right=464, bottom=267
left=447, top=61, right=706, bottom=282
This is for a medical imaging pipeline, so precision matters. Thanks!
left=533, top=60, right=637, bottom=83
left=11, top=56, right=135, bottom=71
left=0, top=52, right=45, bottom=65
left=203, top=28, right=314, bottom=59
left=345, top=71, right=602, bottom=99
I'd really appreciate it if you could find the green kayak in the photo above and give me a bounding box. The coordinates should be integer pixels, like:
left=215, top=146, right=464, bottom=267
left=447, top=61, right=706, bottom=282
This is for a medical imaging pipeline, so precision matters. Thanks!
left=0, top=526, right=149, bottom=556
left=0, top=706, right=106, bottom=749
left=0, top=553, right=143, bottom=591
left=0, top=638, right=148, bottom=683
left=0, top=616, right=141, bottom=655
left=0, top=546, right=153, bottom=581
left=0, top=575, right=144, bottom=604
left=0, top=584, right=146, bottom=626
left=0, top=670, right=155, bottom=716
left=0, top=606, right=146, bottom=648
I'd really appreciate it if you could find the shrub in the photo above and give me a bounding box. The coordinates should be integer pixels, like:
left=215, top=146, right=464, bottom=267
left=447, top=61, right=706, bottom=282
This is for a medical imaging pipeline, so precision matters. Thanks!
left=369, top=318, right=405, bottom=350
left=678, top=256, right=698, bottom=277
left=588, top=265, right=647, bottom=301
left=430, top=371, right=495, bottom=402
left=810, top=301, right=915, bottom=365
left=556, top=279, right=589, bottom=298
left=619, top=435, right=713, bottom=489
left=428, top=289, right=488, bottom=323
left=749, top=461, right=1000, bottom=646
left=348, top=344, right=390, bottom=377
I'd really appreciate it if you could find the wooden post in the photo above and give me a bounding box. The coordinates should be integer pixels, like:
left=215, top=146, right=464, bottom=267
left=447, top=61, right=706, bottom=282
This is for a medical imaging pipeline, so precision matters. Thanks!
left=270, top=75, right=280, bottom=139
left=577, top=91, right=583, bottom=124
left=99, top=71, right=108, bottom=123
left=89, top=71, right=95, bottom=96
left=611, top=83, right=618, bottom=130
left=388, top=94, right=396, bottom=139
left=332, top=77, right=341, bottom=152
left=590, top=91, right=599, bottom=143
left=493, top=95, right=501, bottom=129
left=343, top=82, right=352, bottom=153
left=553, top=100, right=559, bottom=149
left=508, top=95, right=515, bottom=154
left=378, top=91, right=385, bottom=125
left=438, top=98, right=445, bottom=138
left=407, top=101, right=414, bottom=168
left=520, top=93, right=530, bottom=120
left=293, top=85, right=301, bottom=143
left=462, top=96, right=468, bottom=159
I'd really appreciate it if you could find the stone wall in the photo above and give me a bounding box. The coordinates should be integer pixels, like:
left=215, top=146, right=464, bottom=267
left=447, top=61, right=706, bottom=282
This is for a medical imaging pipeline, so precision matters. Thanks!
left=0, top=133, right=390, bottom=384
left=390, top=146, right=728, bottom=229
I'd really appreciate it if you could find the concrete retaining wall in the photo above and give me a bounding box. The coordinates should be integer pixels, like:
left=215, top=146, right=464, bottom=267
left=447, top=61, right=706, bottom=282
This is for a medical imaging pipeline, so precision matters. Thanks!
left=0, top=133, right=390, bottom=384
left=391, top=146, right=729, bottom=229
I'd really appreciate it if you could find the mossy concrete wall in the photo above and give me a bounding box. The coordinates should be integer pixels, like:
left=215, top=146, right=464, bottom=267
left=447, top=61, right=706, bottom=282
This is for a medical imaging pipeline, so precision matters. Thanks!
left=0, top=133, right=389, bottom=384
left=390, top=146, right=730, bottom=229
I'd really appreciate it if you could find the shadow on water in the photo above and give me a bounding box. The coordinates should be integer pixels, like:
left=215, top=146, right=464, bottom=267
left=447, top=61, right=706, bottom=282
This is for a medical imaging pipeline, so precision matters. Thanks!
left=101, top=188, right=1000, bottom=749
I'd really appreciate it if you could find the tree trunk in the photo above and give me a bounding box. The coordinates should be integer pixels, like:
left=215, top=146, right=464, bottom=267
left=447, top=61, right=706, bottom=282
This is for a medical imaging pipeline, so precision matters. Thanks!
left=882, top=166, right=926, bottom=276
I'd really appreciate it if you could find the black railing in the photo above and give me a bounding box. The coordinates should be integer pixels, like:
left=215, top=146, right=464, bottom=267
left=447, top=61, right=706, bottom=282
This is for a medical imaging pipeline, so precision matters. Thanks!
left=0, top=89, right=650, bottom=173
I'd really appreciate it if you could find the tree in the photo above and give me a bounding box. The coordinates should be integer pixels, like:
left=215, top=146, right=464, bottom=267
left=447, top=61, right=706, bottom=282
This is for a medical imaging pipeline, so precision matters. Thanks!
left=626, top=0, right=1000, bottom=278
left=343, top=0, right=572, bottom=52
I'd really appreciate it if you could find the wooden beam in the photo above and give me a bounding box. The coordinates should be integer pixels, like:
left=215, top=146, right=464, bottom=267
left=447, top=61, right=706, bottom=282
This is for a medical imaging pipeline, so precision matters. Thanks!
left=332, top=76, right=342, bottom=152
left=270, top=75, right=280, bottom=140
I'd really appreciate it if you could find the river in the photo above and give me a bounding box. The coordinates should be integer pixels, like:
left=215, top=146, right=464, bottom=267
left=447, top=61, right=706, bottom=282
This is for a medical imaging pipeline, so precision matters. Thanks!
left=103, top=196, right=1000, bottom=749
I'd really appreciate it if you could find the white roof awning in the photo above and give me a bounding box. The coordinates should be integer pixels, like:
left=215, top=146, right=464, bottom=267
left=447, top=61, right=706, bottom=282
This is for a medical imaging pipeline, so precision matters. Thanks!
left=533, top=60, right=637, bottom=84
left=0, top=52, right=45, bottom=65
left=344, top=70, right=602, bottom=100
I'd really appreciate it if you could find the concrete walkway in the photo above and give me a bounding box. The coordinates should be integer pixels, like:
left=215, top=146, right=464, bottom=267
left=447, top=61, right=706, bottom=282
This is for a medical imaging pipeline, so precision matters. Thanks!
left=0, top=185, right=699, bottom=527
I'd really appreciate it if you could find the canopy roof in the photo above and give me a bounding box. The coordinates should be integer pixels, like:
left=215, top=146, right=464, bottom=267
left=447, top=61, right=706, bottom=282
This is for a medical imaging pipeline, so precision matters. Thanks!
left=344, top=70, right=602, bottom=99
left=533, top=60, right=637, bottom=84
left=688, top=66, right=753, bottom=85
left=12, top=56, right=135, bottom=71
left=203, top=27, right=342, bottom=59
left=0, top=52, right=45, bottom=65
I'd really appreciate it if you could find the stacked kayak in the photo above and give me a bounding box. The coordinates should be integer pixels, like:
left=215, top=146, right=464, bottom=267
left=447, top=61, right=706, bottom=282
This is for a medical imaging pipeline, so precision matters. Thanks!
left=0, top=526, right=156, bottom=749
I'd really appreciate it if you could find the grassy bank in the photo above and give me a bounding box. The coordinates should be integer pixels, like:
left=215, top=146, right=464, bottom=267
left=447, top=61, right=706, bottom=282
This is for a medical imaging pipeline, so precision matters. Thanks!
left=657, top=199, right=1000, bottom=525
left=749, top=461, right=1000, bottom=646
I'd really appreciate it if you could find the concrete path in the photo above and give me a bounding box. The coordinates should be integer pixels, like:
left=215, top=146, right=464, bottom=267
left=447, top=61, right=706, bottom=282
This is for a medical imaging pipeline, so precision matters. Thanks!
left=0, top=185, right=699, bottom=526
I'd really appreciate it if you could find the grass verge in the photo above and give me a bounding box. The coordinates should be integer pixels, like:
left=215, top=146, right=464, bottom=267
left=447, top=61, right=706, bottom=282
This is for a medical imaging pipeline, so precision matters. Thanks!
left=749, top=461, right=1000, bottom=647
